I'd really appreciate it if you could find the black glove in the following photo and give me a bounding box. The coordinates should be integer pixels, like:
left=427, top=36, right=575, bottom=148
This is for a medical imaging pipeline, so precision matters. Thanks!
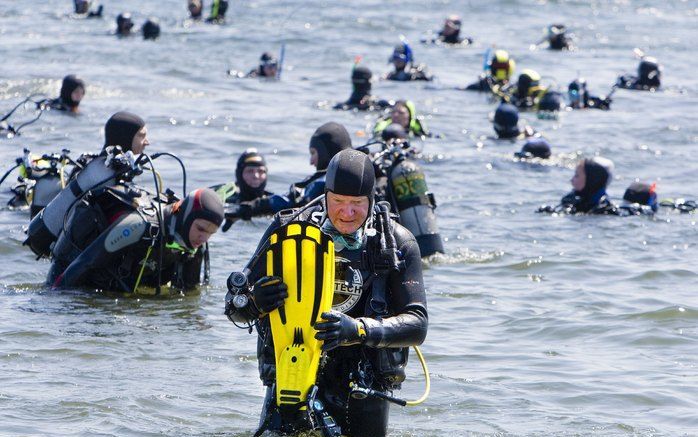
left=314, top=310, right=366, bottom=351
left=225, top=203, right=253, bottom=221
left=251, top=276, right=288, bottom=314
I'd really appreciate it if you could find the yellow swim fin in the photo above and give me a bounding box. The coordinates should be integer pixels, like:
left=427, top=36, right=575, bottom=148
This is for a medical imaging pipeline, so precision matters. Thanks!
left=266, top=221, right=335, bottom=409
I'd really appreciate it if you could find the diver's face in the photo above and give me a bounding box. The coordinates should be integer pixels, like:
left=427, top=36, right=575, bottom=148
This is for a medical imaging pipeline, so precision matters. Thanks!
left=71, top=86, right=85, bottom=107
left=188, top=218, right=218, bottom=249
left=242, top=165, right=267, bottom=188
left=309, top=147, right=319, bottom=168
left=443, top=19, right=459, bottom=36
left=263, top=64, right=278, bottom=77
left=326, top=192, right=370, bottom=235
left=391, top=105, right=410, bottom=128
left=131, top=126, right=149, bottom=154
left=188, top=0, right=202, bottom=16
left=571, top=161, right=586, bottom=192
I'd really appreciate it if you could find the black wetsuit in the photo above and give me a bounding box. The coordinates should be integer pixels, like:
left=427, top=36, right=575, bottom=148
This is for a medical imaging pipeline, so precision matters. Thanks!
left=334, top=92, right=390, bottom=111
left=386, top=65, right=432, bottom=82
left=538, top=191, right=654, bottom=216
left=226, top=205, right=428, bottom=437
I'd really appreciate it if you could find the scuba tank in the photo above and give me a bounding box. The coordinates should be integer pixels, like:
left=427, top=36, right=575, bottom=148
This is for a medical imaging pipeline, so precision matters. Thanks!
left=25, top=147, right=139, bottom=258
left=2, top=149, right=71, bottom=218
left=369, top=140, right=444, bottom=257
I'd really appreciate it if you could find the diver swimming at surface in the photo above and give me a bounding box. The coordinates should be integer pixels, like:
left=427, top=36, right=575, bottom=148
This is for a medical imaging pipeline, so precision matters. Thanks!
left=334, top=65, right=391, bottom=111
left=463, top=49, right=515, bottom=93
left=492, top=102, right=537, bottom=140
left=384, top=42, right=433, bottom=82
left=422, top=15, right=473, bottom=46
left=617, top=57, right=662, bottom=91
left=373, top=100, right=430, bottom=139
left=538, top=157, right=655, bottom=216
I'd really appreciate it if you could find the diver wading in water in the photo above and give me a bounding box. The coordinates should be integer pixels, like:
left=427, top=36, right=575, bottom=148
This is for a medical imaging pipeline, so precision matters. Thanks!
left=225, top=149, right=428, bottom=437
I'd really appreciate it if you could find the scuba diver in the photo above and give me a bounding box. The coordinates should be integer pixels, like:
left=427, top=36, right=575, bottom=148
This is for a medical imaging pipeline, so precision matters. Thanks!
left=508, top=69, right=545, bottom=109
left=188, top=0, right=203, bottom=20
left=539, top=24, right=573, bottom=50
left=245, top=52, right=279, bottom=78
left=463, top=49, right=516, bottom=92
left=536, top=89, right=565, bottom=119
left=224, top=149, right=428, bottom=437
left=142, top=17, right=161, bottom=40
left=48, top=187, right=223, bottom=293
left=373, top=100, right=430, bottom=139
left=73, top=0, right=103, bottom=17
left=24, top=111, right=150, bottom=259
left=538, top=158, right=654, bottom=216
left=385, top=42, right=433, bottom=82
left=538, top=157, right=616, bottom=214
left=514, top=137, right=552, bottom=160
left=35, top=74, right=86, bottom=113
left=213, top=149, right=283, bottom=229
left=116, top=12, right=134, bottom=36
left=422, top=15, right=473, bottom=46
left=567, top=78, right=612, bottom=110
left=617, top=56, right=662, bottom=91
left=223, top=122, right=353, bottom=223
left=206, top=0, right=228, bottom=24
left=492, top=102, right=536, bottom=140
left=333, top=65, right=391, bottom=111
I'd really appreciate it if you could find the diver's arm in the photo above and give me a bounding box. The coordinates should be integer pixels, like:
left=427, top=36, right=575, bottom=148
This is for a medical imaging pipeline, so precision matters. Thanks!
left=359, top=225, right=428, bottom=348
left=53, top=211, right=147, bottom=288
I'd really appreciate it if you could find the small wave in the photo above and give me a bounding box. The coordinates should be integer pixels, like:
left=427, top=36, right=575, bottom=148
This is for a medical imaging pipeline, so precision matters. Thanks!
left=425, top=247, right=504, bottom=266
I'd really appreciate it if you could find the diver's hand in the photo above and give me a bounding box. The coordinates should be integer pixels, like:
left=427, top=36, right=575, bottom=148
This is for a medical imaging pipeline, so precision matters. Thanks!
left=251, top=276, right=288, bottom=315
left=314, top=310, right=366, bottom=351
left=225, top=203, right=253, bottom=221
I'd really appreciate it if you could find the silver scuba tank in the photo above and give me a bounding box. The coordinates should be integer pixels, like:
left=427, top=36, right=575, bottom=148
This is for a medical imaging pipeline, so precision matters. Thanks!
left=25, top=149, right=136, bottom=257
left=30, top=176, right=62, bottom=218
left=388, top=158, right=444, bottom=257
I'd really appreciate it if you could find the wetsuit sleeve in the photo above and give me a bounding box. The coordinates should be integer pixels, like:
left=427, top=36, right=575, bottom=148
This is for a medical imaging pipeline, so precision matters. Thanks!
left=297, top=180, right=324, bottom=207
left=248, top=194, right=291, bottom=216
left=359, top=224, right=428, bottom=348
left=53, top=211, right=148, bottom=289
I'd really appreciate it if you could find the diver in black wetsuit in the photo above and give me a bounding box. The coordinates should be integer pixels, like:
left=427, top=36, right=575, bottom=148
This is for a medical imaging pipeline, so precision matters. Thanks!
left=48, top=188, right=223, bottom=292
left=246, top=52, right=278, bottom=78
left=422, top=15, right=472, bottom=46
left=225, top=149, right=428, bottom=437
left=334, top=66, right=390, bottom=111
left=538, top=157, right=651, bottom=216
left=617, top=57, right=662, bottom=91
left=142, top=17, right=161, bottom=40
left=385, top=42, right=432, bottom=82
left=514, top=137, right=552, bottom=160
left=74, top=0, right=102, bottom=17
left=493, top=102, right=536, bottom=140
left=40, top=75, right=86, bottom=113
left=116, top=12, right=134, bottom=36
left=543, top=24, right=572, bottom=50
left=567, top=78, right=612, bottom=110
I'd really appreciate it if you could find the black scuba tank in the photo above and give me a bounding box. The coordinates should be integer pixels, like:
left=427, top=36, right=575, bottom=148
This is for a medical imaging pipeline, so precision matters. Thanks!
left=386, top=158, right=444, bottom=257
